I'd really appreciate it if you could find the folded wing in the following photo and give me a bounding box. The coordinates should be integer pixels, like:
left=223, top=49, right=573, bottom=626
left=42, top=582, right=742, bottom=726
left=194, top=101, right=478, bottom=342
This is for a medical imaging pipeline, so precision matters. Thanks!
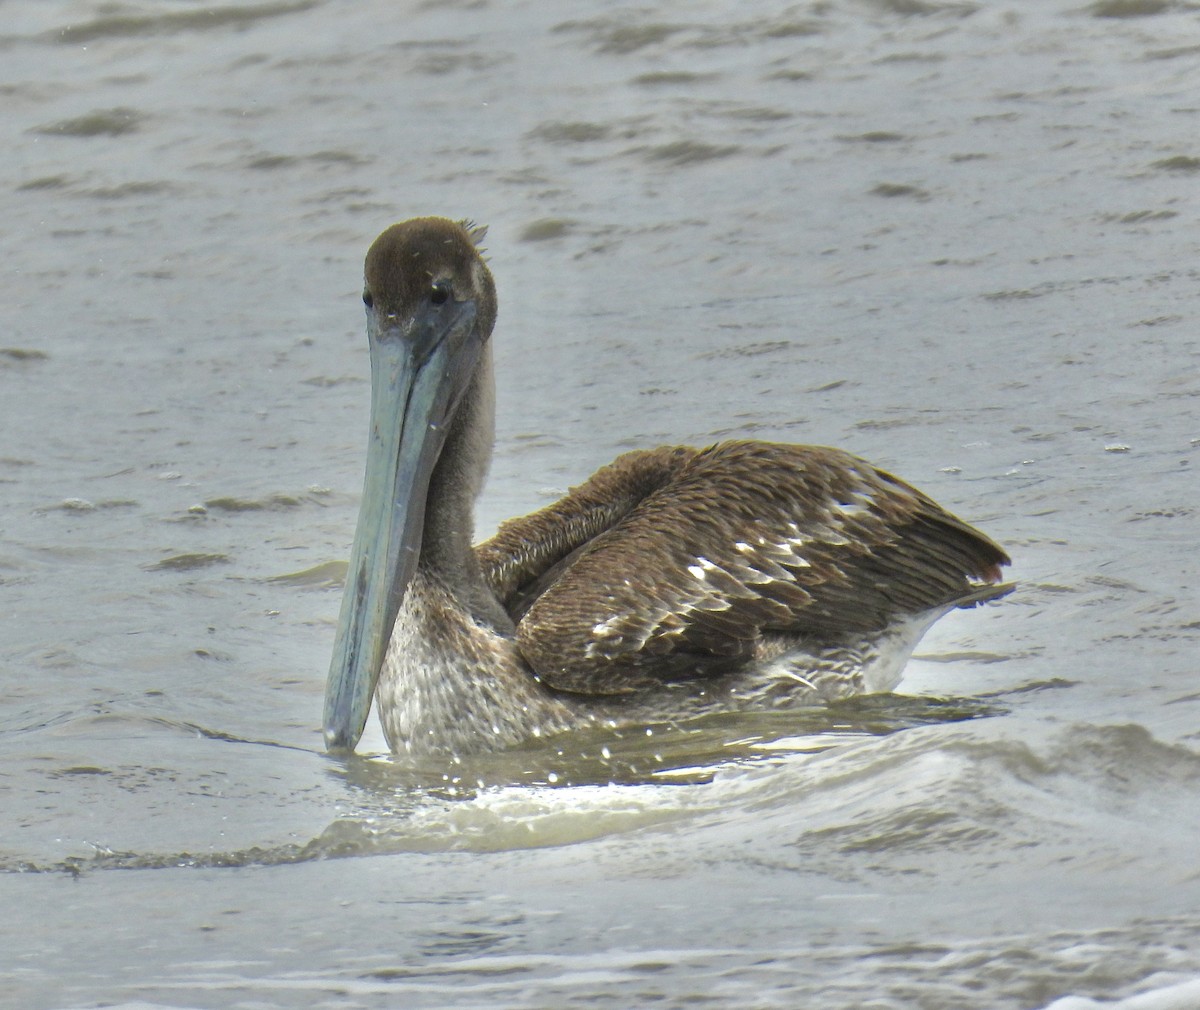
left=478, top=440, right=1011, bottom=695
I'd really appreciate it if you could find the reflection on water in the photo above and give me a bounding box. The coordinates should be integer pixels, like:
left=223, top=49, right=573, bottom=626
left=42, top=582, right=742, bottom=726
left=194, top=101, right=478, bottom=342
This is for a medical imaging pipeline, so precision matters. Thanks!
left=11, top=692, right=1005, bottom=875
left=341, top=692, right=1008, bottom=794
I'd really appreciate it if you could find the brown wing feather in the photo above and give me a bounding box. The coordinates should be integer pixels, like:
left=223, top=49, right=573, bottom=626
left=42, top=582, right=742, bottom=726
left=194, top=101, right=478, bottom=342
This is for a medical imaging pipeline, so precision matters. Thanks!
left=477, top=445, right=693, bottom=610
left=489, top=440, right=1010, bottom=696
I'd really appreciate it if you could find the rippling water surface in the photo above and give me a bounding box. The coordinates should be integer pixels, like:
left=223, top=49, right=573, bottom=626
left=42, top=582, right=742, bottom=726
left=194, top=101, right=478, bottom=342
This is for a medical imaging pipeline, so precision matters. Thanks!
left=2, top=1, right=1198, bottom=1007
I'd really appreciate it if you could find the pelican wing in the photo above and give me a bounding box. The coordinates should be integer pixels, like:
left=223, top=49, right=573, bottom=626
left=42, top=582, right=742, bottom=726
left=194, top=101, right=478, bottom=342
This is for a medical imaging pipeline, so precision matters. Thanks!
left=479, top=440, right=1010, bottom=696
left=478, top=446, right=691, bottom=610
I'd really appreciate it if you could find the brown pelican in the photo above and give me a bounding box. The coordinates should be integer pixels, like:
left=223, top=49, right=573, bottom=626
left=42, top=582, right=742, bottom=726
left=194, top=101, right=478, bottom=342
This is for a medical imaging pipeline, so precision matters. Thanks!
left=324, top=217, right=1012, bottom=756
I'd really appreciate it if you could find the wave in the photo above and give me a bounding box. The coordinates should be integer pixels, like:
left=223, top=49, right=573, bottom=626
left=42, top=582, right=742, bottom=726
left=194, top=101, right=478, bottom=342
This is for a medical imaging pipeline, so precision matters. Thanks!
left=7, top=716, right=1196, bottom=876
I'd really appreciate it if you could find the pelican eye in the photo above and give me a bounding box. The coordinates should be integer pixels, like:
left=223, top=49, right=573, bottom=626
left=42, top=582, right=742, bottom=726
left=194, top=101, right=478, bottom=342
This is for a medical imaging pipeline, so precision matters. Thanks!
left=430, top=280, right=451, bottom=306
left=362, top=289, right=374, bottom=309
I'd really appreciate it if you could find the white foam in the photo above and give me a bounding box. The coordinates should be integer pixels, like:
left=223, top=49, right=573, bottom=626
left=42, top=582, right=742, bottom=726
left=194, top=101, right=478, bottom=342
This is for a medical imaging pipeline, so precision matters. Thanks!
left=1040, top=977, right=1200, bottom=1010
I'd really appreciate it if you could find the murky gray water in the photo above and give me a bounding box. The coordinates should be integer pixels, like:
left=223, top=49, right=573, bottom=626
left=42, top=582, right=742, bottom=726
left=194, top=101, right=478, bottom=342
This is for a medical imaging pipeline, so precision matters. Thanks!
left=2, top=1, right=1198, bottom=1007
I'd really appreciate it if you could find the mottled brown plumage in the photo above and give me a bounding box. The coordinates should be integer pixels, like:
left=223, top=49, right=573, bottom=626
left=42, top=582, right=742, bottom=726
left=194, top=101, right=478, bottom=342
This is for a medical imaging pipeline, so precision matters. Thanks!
left=324, top=216, right=1012, bottom=756
left=480, top=440, right=1009, bottom=697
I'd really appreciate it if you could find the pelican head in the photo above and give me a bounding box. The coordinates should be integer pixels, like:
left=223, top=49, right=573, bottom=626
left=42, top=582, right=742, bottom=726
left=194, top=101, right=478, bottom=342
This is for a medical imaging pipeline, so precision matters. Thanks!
left=323, top=217, right=497, bottom=752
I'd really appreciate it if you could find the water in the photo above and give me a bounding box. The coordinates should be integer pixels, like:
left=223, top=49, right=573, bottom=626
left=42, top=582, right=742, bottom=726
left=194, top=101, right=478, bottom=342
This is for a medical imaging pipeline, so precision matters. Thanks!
left=2, top=0, right=1198, bottom=1007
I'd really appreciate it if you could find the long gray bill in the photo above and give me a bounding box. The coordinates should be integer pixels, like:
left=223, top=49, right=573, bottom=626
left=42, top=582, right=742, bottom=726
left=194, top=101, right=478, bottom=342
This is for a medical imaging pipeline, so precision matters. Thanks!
left=323, top=298, right=480, bottom=752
